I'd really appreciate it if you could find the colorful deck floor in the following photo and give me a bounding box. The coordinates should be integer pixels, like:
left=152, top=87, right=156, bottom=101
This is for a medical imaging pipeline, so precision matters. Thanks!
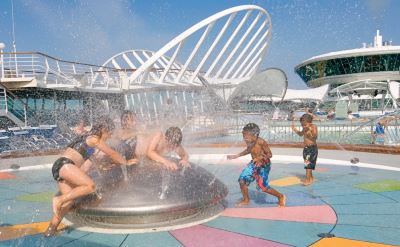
left=0, top=150, right=399, bottom=247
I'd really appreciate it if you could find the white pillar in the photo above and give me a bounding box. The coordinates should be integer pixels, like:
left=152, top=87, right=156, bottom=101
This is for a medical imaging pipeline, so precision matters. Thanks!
left=0, top=43, right=5, bottom=79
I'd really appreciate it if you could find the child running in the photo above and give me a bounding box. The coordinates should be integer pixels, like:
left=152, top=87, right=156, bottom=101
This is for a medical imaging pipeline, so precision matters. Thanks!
left=291, top=113, right=318, bottom=186
left=227, top=123, right=285, bottom=207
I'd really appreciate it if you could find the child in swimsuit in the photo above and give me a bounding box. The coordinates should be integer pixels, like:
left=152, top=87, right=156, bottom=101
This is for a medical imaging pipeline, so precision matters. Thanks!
left=291, top=114, right=318, bottom=186
left=44, top=116, right=135, bottom=237
left=146, top=127, right=189, bottom=170
left=227, top=123, right=285, bottom=207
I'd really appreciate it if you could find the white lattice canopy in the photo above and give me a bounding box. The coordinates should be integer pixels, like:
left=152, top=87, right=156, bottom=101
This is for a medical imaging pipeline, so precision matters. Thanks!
left=103, top=5, right=272, bottom=90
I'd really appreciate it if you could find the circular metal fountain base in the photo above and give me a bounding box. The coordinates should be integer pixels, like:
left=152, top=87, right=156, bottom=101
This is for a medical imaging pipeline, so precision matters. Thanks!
left=64, top=158, right=228, bottom=232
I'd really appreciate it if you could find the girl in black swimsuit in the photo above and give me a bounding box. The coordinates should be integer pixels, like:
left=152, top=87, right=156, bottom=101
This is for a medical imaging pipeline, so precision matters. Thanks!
left=45, top=116, right=132, bottom=237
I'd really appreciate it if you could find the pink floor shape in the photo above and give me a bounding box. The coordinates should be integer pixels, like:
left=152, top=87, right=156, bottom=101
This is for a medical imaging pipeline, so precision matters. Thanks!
left=222, top=205, right=336, bottom=224
left=170, top=225, right=290, bottom=247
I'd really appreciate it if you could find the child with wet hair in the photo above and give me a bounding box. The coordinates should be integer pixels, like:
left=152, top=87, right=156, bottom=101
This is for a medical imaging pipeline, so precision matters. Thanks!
left=291, top=113, right=318, bottom=185
left=113, top=110, right=139, bottom=161
left=146, top=127, right=189, bottom=170
left=45, top=116, right=136, bottom=237
left=227, top=123, right=285, bottom=207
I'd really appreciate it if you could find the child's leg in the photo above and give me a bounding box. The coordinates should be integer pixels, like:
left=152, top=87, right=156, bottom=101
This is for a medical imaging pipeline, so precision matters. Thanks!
left=237, top=180, right=250, bottom=206
left=310, top=169, right=314, bottom=182
left=45, top=181, right=75, bottom=237
left=256, top=165, right=285, bottom=207
left=236, top=162, right=255, bottom=206
left=304, top=169, right=312, bottom=185
left=53, top=164, right=95, bottom=217
left=264, top=187, right=285, bottom=207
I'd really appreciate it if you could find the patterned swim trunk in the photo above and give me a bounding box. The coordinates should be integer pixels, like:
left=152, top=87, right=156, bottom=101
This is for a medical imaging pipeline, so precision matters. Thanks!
left=303, top=144, right=318, bottom=170
left=238, top=160, right=271, bottom=191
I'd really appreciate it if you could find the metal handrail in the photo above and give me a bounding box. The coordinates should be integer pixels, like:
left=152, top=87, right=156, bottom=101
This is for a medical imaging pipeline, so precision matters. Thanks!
left=0, top=81, right=33, bottom=125
left=0, top=52, right=123, bottom=89
left=0, top=51, right=207, bottom=90
left=182, top=113, right=400, bottom=146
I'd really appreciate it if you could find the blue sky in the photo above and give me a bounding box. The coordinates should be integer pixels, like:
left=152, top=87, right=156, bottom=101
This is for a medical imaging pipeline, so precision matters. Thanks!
left=0, top=0, right=398, bottom=88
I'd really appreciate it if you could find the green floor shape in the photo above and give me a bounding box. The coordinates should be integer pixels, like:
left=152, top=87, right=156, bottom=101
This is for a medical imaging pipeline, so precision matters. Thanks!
left=16, top=192, right=53, bottom=203
left=354, top=180, right=400, bottom=192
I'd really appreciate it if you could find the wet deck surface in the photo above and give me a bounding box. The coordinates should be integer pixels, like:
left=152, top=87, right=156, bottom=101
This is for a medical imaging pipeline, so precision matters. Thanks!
left=1, top=148, right=399, bottom=247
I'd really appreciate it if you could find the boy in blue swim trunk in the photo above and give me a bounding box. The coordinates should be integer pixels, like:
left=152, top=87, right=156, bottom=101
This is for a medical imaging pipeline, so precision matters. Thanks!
left=227, top=123, right=285, bottom=207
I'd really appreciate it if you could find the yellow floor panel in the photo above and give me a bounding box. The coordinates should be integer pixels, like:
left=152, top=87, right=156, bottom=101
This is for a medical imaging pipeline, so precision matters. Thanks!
left=311, top=237, right=397, bottom=247
left=0, top=222, right=66, bottom=241
left=270, top=176, right=303, bottom=187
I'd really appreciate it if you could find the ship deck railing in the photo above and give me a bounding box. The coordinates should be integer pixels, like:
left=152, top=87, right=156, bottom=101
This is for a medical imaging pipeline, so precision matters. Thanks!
left=0, top=52, right=124, bottom=89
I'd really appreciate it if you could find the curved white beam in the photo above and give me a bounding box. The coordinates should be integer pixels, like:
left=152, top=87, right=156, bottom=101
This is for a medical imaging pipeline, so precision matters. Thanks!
left=97, top=49, right=185, bottom=88
left=128, top=5, right=272, bottom=87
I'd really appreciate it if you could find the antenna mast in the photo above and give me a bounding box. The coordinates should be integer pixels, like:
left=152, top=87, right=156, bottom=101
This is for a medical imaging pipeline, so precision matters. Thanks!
left=11, top=0, right=17, bottom=53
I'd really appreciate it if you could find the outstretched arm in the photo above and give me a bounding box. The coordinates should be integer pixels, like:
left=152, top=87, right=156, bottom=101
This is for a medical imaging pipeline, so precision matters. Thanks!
left=87, top=136, right=128, bottom=166
left=227, top=148, right=251, bottom=160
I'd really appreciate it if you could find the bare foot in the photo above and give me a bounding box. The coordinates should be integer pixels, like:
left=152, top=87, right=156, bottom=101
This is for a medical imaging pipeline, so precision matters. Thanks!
left=52, top=196, right=62, bottom=218
left=303, top=180, right=312, bottom=186
left=235, top=200, right=250, bottom=207
left=278, top=195, right=286, bottom=207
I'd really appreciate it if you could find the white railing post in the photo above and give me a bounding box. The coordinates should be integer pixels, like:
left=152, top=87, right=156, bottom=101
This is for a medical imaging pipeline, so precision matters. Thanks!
left=0, top=48, right=4, bottom=79
left=44, top=58, right=49, bottom=84
left=56, top=60, right=61, bottom=84
left=90, top=67, right=94, bottom=88
left=24, top=104, right=27, bottom=127
left=14, top=52, right=18, bottom=77
left=31, top=53, right=35, bottom=75
left=4, top=89, right=8, bottom=113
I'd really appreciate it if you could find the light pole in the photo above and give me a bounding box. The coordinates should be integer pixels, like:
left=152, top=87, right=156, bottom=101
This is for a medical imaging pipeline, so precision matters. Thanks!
left=0, top=42, right=5, bottom=79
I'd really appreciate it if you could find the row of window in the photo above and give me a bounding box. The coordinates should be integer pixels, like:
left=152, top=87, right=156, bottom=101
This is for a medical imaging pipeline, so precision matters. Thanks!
left=8, top=89, right=218, bottom=125
left=320, top=98, right=394, bottom=111
left=296, top=53, right=400, bottom=84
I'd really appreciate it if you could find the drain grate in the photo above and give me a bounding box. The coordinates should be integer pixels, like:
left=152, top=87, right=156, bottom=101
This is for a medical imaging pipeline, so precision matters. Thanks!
left=317, top=233, right=335, bottom=238
left=10, top=164, right=20, bottom=170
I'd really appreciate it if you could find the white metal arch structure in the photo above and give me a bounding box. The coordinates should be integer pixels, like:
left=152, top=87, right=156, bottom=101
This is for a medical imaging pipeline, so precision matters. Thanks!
left=127, top=5, right=272, bottom=89
left=97, top=50, right=186, bottom=88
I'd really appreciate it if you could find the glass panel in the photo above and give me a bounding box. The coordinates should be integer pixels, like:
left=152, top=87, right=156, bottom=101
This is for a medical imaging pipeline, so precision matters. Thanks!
left=381, top=54, right=390, bottom=71
left=340, top=57, right=350, bottom=74
left=354, top=56, right=364, bottom=72
left=371, top=55, right=380, bottom=72
left=372, top=99, right=380, bottom=109
left=389, top=54, right=396, bottom=71
left=43, top=98, right=54, bottom=110
left=295, top=53, right=400, bottom=86
left=316, top=61, right=326, bottom=78
left=325, top=60, right=336, bottom=76
left=27, top=98, right=36, bottom=110
left=347, top=57, right=357, bottom=73
left=184, top=91, right=193, bottom=115
left=394, top=54, right=400, bottom=71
